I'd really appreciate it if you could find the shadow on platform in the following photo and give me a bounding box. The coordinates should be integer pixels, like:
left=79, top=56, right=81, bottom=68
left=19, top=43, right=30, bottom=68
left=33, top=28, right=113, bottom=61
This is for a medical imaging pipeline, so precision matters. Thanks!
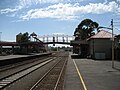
left=71, top=54, right=86, bottom=59
left=113, top=67, right=120, bottom=72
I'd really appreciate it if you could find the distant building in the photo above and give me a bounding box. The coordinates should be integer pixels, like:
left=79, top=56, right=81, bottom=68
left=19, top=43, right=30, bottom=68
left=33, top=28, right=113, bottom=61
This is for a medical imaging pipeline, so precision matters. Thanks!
left=87, top=30, right=116, bottom=60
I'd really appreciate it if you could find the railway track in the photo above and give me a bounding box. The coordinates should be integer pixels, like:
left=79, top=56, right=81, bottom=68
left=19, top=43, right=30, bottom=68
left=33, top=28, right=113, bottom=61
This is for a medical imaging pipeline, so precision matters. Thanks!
left=30, top=55, right=68, bottom=90
left=0, top=56, right=54, bottom=80
left=0, top=56, right=51, bottom=72
left=0, top=57, right=56, bottom=89
left=0, top=51, right=69, bottom=90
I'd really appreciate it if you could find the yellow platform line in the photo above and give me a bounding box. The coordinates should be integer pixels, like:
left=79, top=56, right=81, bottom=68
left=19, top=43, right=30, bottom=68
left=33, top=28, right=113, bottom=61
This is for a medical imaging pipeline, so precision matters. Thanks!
left=73, top=59, right=87, bottom=90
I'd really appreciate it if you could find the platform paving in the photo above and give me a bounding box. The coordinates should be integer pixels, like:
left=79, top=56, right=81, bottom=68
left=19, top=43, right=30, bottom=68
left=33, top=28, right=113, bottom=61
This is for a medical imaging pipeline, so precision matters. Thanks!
left=64, top=54, right=84, bottom=90
left=0, top=53, right=50, bottom=61
left=64, top=53, right=120, bottom=90
left=0, top=55, right=29, bottom=61
left=0, top=53, right=51, bottom=66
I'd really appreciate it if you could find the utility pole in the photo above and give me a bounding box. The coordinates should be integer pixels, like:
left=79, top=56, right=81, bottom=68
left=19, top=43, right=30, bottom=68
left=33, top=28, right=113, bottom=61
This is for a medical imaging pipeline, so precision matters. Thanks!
left=97, top=19, right=115, bottom=68
left=111, top=19, right=114, bottom=68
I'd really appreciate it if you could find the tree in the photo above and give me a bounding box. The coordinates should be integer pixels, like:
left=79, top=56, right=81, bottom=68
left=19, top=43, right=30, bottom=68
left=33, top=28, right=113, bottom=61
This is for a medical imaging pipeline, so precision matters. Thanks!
left=16, top=32, right=30, bottom=43
left=21, top=32, right=30, bottom=42
left=74, top=19, right=99, bottom=40
left=73, top=19, right=99, bottom=57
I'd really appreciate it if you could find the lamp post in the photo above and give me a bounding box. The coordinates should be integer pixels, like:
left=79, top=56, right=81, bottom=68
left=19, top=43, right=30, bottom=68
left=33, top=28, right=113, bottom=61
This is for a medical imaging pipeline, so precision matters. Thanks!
left=97, top=19, right=114, bottom=68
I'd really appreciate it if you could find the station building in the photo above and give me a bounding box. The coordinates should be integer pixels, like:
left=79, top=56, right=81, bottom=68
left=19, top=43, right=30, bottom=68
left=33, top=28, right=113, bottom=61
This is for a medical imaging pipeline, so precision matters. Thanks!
left=87, top=30, right=116, bottom=60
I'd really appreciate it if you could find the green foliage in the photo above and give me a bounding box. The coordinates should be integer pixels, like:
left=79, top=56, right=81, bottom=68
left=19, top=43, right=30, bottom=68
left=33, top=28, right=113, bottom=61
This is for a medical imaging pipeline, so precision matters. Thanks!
left=74, top=19, right=99, bottom=40
left=16, top=32, right=30, bottom=43
left=21, top=32, right=30, bottom=42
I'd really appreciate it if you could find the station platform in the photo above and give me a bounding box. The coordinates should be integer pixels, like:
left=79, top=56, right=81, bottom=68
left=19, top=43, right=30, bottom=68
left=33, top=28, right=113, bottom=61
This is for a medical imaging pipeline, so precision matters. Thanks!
left=0, top=52, right=51, bottom=66
left=0, top=55, right=29, bottom=61
left=0, top=52, right=51, bottom=61
left=64, top=53, right=84, bottom=90
left=64, top=53, right=120, bottom=90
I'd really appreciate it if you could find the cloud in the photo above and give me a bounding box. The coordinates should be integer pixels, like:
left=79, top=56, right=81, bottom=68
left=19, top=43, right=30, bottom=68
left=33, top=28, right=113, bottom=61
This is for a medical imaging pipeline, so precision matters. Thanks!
left=20, top=3, right=79, bottom=20
left=17, top=0, right=68, bottom=8
left=19, top=0, right=64, bottom=5
left=0, top=6, right=22, bottom=14
left=81, top=1, right=118, bottom=14
left=20, top=1, right=118, bottom=21
left=0, top=0, right=119, bottom=21
left=0, top=0, right=64, bottom=14
left=0, top=2, right=24, bottom=14
left=0, top=0, right=90, bottom=15
left=18, top=0, right=83, bottom=6
left=0, top=8, right=17, bottom=14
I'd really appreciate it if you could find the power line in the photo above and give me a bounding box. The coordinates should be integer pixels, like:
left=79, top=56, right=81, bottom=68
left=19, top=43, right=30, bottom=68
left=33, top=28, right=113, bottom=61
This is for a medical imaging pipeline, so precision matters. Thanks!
left=114, top=27, right=120, bottom=32
left=113, top=21, right=120, bottom=23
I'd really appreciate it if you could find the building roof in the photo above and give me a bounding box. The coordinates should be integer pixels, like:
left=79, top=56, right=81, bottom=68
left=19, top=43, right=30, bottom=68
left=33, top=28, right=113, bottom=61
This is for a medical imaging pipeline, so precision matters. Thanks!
left=115, top=34, right=120, bottom=38
left=88, top=30, right=116, bottom=40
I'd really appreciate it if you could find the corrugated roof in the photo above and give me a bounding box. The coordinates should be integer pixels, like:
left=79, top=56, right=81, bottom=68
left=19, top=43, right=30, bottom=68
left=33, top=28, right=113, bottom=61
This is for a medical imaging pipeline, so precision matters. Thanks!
left=89, top=30, right=116, bottom=39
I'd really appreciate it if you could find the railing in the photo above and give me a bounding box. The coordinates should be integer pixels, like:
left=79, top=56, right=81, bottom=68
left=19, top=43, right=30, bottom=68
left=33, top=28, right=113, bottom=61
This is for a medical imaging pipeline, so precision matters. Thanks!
left=37, top=35, right=75, bottom=43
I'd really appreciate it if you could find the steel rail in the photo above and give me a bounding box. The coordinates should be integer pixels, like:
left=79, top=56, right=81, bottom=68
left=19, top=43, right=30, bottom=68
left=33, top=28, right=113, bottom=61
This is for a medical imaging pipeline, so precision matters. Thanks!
left=0, top=57, right=56, bottom=89
left=29, top=57, right=63, bottom=90
left=30, top=57, right=67, bottom=90
left=0, top=56, right=51, bottom=72
left=0, top=57, right=53, bottom=81
left=54, top=58, right=68, bottom=90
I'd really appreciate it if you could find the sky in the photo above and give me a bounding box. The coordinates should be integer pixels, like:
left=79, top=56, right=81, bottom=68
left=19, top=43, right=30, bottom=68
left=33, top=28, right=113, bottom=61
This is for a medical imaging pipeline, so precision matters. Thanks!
left=0, top=0, right=120, bottom=42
